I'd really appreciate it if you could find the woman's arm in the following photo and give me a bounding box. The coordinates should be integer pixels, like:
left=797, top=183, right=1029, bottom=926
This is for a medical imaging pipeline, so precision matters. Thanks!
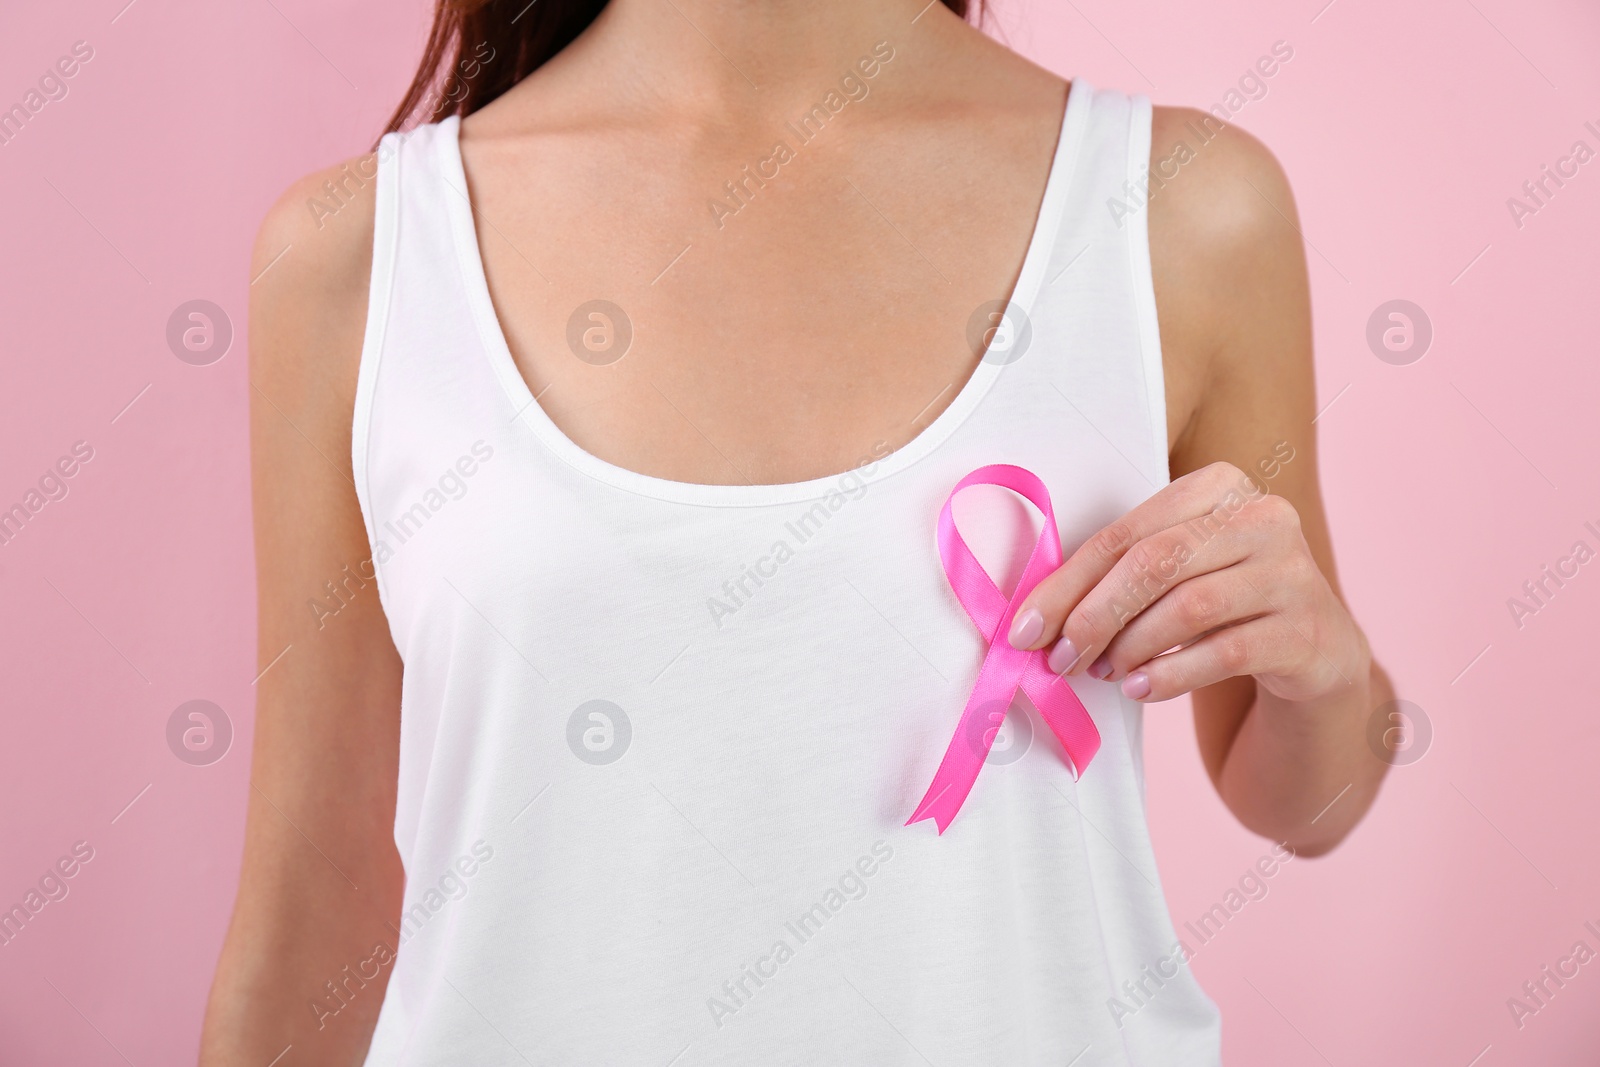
left=200, top=159, right=405, bottom=1064
left=1008, top=108, right=1392, bottom=857
left=1153, top=109, right=1394, bottom=855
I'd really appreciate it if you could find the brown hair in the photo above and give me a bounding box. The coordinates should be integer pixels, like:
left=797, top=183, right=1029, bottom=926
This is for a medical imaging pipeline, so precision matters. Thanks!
left=383, top=0, right=977, bottom=136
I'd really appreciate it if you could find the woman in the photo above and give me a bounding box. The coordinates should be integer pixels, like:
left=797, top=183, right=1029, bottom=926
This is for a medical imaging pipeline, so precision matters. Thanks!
left=203, top=0, right=1392, bottom=1062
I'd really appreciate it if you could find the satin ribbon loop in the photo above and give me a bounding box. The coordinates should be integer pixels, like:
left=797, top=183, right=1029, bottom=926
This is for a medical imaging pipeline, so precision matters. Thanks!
left=907, top=464, right=1101, bottom=834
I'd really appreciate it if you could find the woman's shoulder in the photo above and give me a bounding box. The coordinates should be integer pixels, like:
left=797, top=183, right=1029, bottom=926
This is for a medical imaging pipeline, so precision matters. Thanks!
left=252, top=152, right=378, bottom=333
left=1146, top=105, right=1309, bottom=450
left=1149, top=105, right=1296, bottom=256
left=249, top=153, right=379, bottom=430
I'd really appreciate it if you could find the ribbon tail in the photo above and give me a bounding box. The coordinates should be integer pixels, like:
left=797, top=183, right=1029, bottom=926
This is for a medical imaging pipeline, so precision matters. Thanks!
left=905, top=777, right=970, bottom=836
left=905, top=704, right=990, bottom=834
left=1019, top=658, right=1101, bottom=778
left=908, top=647, right=1029, bottom=833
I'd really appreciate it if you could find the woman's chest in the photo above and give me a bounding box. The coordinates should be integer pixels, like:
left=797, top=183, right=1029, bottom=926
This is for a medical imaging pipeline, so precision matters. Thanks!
left=456, top=109, right=1066, bottom=486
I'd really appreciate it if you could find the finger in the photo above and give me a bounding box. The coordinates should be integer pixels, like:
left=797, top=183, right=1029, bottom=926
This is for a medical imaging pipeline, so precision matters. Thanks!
left=1092, top=567, right=1268, bottom=681
left=1116, top=617, right=1293, bottom=702
left=1008, top=462, right=1269, bottom=653
left=1051, top=504, right=1278, bottom=677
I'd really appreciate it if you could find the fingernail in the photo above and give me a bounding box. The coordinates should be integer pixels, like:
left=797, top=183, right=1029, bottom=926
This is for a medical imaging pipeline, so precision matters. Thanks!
left=1122, top=672, right=1151, bottom=700
left=1087, top=654, right=1113, bottom=680
left=1047, top=637, right=1079, bottom=674
left=1009, top=608, right=1044, bottom=649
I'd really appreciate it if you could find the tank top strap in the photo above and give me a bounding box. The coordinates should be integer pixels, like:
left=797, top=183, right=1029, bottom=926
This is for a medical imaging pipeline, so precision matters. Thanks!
left=1019, top=83, right=1169, bottom=489
left=352, top=116, right=508, bottom=637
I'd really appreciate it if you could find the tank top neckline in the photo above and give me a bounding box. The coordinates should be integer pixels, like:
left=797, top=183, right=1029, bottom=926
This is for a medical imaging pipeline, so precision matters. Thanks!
left=438, top=78, right=1093, bottom=509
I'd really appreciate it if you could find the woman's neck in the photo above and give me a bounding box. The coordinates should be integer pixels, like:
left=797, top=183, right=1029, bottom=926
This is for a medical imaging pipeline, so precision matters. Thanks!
left=562, top=0, right=944, bottom=118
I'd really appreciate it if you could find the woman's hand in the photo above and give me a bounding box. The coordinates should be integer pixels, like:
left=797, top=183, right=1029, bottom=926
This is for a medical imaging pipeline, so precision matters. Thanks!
left=1007, top=461, right=1370, bottom=707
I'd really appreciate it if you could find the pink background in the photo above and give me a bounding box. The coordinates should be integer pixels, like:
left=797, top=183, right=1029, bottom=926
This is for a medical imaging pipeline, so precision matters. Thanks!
left=2, top=0, right=1597, bottom=1063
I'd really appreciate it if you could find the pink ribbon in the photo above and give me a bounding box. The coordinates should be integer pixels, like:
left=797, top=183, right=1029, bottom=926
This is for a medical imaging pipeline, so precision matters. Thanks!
left=907, top=464, right=1101, bottom=833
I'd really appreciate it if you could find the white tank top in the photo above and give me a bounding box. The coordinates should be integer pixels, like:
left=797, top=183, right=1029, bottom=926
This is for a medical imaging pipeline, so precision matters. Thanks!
left=353, top=79, right=1223, bottom=1066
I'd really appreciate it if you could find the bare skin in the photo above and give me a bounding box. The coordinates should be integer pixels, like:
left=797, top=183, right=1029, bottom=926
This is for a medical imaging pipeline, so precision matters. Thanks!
left=201, top=0, right=1391, bottom=1062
